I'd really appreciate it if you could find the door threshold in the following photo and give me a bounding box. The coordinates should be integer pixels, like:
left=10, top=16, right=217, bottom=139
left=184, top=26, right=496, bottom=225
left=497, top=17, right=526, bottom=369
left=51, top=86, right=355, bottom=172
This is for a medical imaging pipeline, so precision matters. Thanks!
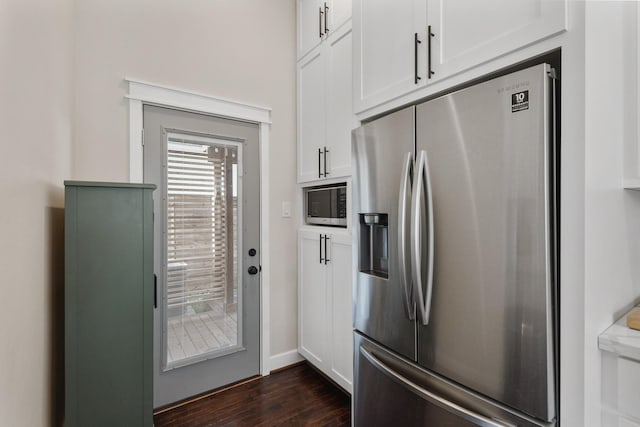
left=153, top=374, right=261, bottom=415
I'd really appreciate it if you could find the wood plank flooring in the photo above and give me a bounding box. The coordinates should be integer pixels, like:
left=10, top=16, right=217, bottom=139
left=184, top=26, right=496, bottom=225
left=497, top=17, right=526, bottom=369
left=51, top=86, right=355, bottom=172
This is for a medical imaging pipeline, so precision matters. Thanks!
left=154, top=362, right=351, bottom=426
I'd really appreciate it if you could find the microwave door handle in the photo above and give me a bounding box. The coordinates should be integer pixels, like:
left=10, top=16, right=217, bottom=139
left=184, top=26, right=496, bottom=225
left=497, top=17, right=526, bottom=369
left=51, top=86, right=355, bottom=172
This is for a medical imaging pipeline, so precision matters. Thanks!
left=411, top=150, right=435, bottom=326
left=398, top=152, right=415, bottom=320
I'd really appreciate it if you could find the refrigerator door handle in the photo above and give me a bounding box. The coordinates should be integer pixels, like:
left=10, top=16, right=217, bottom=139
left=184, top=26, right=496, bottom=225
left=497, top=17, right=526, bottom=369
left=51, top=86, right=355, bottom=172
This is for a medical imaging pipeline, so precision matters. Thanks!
left=411, top=150, right=435, bottom=325
left=360, top=347, right=506, bottom=427
left=398, top=152, right=415, bottom=320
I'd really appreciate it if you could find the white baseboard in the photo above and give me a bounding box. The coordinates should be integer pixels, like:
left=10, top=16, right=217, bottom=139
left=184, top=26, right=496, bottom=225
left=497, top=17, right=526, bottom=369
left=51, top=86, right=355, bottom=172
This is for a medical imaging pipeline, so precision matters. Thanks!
left=268, top=349, right=304, bottom=373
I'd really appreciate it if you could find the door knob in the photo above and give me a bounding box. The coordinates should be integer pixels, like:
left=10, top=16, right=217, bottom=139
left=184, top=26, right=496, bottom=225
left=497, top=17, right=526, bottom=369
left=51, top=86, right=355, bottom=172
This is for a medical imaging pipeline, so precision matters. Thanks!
left=248, top=266, right=259, bottom=275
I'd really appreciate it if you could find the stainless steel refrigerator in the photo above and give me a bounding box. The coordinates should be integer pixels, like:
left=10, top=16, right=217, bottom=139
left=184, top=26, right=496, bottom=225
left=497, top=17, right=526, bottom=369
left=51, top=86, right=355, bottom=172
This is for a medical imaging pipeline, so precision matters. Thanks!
left=352, top=63, right=557, bottom=426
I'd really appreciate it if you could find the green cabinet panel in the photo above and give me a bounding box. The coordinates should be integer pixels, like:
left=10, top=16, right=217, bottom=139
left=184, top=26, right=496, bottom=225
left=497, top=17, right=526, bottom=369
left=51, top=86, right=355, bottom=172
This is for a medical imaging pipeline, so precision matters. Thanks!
left=65, top=181, right=155, bottom=427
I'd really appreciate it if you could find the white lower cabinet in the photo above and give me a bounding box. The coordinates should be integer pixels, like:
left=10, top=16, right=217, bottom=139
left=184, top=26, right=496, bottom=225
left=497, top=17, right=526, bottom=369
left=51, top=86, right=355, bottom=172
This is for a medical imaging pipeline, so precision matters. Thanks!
left=601, top=352, right=640, bottom=427
left=298, top=229, right=353, bottom=392
left=599, top=313, right=640, bottom=426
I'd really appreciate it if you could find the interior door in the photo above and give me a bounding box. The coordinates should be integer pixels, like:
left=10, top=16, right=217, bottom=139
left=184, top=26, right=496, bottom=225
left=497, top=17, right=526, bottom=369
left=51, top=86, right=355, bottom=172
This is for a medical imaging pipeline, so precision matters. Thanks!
left=143, top=105, right=260, bottom=408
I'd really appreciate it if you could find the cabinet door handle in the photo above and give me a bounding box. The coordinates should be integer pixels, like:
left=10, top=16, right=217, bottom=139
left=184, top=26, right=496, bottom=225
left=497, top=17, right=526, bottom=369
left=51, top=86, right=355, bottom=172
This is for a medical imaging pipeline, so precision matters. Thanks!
left=153, top=274, right=158, bottom=309
left=319, top=234, right=325, bottom=264
left=414, top=33, right=422, bottom=85
left=324, top=235, right=330, bottom=264
left=323, top=146, right=329, bottom=177
left=318, top=148, right=322, bottom=178
left=319, top=7, right=324, bottom=37
left=324, top=2, right=329, bottom=34
left=427, top=25, right=435, bottom=79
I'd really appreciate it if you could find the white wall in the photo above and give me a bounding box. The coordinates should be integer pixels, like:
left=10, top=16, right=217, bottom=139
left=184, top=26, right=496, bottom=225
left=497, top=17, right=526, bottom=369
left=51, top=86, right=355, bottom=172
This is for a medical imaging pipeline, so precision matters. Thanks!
left=0, top=1, right=74, bottom=426
left=584, top=2, right=640, bottom=425
left=72, top=0, right=298, bottom=359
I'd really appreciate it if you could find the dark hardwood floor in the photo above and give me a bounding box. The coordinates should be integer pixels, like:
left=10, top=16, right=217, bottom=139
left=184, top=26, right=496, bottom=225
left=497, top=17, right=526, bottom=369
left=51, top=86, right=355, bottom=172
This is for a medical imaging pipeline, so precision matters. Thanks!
left=153, top=362, right=351, bottom=426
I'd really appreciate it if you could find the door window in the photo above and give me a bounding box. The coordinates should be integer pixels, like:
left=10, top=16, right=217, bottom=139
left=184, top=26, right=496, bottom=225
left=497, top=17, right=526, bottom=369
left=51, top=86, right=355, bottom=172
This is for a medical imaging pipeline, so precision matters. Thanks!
left=164, top=133, right=243, bottom=369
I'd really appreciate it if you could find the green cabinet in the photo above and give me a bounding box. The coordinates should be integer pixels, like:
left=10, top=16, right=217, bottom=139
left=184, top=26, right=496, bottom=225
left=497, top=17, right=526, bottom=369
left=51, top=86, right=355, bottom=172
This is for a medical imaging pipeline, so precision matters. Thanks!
left=65, top=181, right=155, bottom=427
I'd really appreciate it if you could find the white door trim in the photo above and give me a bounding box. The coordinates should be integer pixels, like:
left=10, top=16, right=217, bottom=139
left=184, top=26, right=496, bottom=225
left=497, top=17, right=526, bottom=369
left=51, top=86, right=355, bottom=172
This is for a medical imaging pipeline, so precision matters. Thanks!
left=125, top=78, right=272, bottom=376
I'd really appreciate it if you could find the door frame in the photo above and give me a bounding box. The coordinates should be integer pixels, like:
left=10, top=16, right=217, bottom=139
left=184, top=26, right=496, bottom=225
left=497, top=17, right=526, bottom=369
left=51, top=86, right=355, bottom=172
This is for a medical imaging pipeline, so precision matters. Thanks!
left=125, top=78, right=272, bottom=376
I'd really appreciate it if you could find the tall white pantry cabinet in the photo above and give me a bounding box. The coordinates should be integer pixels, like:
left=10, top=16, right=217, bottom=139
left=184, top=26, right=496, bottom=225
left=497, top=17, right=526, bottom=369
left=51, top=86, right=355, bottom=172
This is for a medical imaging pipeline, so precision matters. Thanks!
left=297, top=1, right=357, bottom=183
left=297, top=0, right=356, bottom=394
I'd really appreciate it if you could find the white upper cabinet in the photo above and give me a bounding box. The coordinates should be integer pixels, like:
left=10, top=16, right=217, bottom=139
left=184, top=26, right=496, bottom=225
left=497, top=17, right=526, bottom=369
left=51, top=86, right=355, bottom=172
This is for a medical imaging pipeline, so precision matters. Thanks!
left=353, top=0, right=428, bottom=113
left=298, top=22, right=356, bottom=183
left=325, top=27, right=356, bottom=180
left=298, top=0, right=324, bottom=60
left=353, top=0, right=567, bottom=114
left=428, top=0, right=567, bottom=82
left=298, top=49, right=326, bottom=183
left=329, top=0, right=352, bottom=35
left=298, top=0, right=353, bottom=60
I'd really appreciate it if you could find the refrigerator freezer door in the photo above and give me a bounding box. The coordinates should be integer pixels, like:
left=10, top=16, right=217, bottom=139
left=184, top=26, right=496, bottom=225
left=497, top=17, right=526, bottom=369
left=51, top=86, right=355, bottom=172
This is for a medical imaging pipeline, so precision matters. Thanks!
left=352, top=106, right=416, bottom=360
left=415, top=64, right=555, bottom=421
left=354, top=333, right=552, bottom=427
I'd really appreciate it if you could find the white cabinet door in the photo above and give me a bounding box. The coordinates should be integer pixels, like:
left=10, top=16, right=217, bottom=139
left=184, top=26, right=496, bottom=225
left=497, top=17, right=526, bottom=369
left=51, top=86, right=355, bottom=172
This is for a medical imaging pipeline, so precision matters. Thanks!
left=298, top=21, right=355, bottom=183
left=353, top=0, right=427, bottom=113
left=298, top=49, right=326, bottom=183
left=325, top=24, right=357, bottom=180
left=298, top=0, right=323, bottom=60
left=299, top=0, right=352, bottom=60
left=299, top=230, right=354, bottom=393
left=328, top=233, right=353, bottom=392
left=298, top=230, right=328, bottom=366
left=428, top=0, right=566, bottom=81
left=328, top=0, right=352, bottom=35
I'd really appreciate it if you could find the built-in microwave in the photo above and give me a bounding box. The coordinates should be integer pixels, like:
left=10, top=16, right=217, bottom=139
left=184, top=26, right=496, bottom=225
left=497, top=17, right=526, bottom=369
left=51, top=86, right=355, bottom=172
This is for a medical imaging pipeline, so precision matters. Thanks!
left=304, top=184, right=347, bottom=227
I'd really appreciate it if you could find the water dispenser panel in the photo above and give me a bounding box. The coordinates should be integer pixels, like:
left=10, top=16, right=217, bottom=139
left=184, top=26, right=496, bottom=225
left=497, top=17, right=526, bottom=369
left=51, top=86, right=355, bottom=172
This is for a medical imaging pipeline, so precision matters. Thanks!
left=359, top=213, right=389, bottom=279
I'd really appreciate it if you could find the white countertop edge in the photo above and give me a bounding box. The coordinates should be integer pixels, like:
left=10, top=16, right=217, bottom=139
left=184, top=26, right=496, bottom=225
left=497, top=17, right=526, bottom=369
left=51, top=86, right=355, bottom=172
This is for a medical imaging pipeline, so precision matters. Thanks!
left=598, top=307, right=640, bottom=362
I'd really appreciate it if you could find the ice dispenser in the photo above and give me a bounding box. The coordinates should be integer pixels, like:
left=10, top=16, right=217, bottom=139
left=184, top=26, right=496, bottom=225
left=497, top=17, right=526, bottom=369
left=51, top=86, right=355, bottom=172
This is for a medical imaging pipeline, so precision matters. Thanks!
left=359, top=213, right=389, bottom=278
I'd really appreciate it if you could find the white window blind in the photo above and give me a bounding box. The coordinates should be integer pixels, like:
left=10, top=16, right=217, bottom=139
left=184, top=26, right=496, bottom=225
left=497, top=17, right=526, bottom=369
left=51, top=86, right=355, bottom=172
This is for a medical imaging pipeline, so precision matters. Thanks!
left=166, top=140, right=237, bottom=309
